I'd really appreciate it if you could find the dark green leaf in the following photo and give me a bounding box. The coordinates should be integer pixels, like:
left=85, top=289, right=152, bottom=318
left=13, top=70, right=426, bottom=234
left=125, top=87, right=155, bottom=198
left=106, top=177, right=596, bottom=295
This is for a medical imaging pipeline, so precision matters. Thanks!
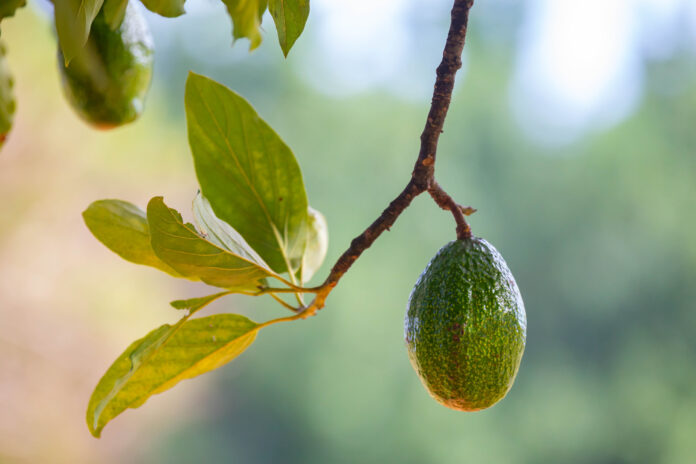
left=102, top=0, right=128, bottom=29
left=170, top=291, right=232, bottom=313
left=83, top=200, right=183, bottom=278
left=268, top=0, right=309, bottom=56
left=0, top=0, right=25, bottom=22
left=54, top=0, right=105, bottom=65
left=185, top=73, right=309, bottom=274
left=140, top=0, right=186, bottom=18
left=87, top=313, right=259, bottom=437
left=147, top=196, right=277, bottom=290
left=219, top=0, right=268, bottom=50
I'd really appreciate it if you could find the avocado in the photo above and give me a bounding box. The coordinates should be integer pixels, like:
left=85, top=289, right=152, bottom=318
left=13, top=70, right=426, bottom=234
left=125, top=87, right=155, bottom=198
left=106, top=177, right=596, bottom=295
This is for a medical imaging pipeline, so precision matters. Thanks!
left=58, top=2, right=153, bottom=128
left=405, top=237, right=526, bottom=411
left=0, top=40, right=14, bottom=147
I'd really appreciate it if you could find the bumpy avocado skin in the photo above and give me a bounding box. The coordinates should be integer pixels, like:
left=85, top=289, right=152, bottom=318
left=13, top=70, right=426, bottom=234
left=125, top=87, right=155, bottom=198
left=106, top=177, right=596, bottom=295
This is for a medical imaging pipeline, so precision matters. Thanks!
left=0, top=41, right=14, bottom=147
left=59, top=3, right=153, bottom=128
left=405, top=238, right=526, bottom=411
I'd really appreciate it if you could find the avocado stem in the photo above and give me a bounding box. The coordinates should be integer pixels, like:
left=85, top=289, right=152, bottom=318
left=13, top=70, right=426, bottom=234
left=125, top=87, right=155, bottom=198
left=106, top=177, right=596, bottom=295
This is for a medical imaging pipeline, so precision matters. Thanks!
left=428, top=181, right=472, bottom=240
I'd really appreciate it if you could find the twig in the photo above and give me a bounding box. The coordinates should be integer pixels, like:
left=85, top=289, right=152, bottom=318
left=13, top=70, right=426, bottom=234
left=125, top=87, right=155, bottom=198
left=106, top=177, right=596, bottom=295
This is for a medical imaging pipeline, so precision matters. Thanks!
left=320, top=0, right=475, bottom=292
left=428, top=181, right=471, bottom=239
left=269, top=293, right=302, bottom=313
left=253, top=286, right=318, bottom=295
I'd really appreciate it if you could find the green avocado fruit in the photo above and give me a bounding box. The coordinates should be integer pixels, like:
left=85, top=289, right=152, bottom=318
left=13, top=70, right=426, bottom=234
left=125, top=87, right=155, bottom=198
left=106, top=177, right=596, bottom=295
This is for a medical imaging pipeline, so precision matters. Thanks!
left=405, top=237, right=526, bottom=411
left=0, top=40, right=14, bottom=148
left=58, top=2, right=153, bottom=129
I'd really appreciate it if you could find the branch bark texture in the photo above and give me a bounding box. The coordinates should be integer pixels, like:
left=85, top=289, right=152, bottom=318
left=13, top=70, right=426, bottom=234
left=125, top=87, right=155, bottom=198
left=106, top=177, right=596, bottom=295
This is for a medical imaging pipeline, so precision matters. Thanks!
left=319, top=0, right=475, bottom=294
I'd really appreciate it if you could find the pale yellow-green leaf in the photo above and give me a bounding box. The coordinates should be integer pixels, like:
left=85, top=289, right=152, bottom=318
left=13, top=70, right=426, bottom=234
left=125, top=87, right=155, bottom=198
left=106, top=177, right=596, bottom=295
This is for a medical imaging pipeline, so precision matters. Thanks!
left=170, top=291, right=232, bottom=313
left=83, top=199, right=184, bottom=277
left=192, top=193, right=272, bottom=273
left=54, top=0, right=105, bottom=65
left=301, top=206, right=328, bottom=283
left=87, top=313, right=259, bottom=437
left=147, top=196, right=277, bottom=290
left=219, top=0, right=268, bottom=50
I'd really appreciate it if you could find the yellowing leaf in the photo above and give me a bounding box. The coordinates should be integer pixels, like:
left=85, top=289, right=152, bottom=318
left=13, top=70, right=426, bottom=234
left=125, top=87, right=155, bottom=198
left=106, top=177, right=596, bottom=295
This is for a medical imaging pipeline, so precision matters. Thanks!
left=87, top=313, right=259, bottom=437
left=219, top=0, right=268, bottom=50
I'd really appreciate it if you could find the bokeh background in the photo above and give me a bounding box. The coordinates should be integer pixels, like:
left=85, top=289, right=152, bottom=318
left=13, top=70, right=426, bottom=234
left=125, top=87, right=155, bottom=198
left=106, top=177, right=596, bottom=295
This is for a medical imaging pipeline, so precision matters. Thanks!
left=2, top=0, right=696, bottom=462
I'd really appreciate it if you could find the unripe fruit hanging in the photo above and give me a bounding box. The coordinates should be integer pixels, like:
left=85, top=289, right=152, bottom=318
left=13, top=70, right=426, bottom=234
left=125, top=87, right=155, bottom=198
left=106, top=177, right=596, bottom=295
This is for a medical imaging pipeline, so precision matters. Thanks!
left=58, top=2, right=153, bottom=129
left=405, top=237, right=526, bottom=411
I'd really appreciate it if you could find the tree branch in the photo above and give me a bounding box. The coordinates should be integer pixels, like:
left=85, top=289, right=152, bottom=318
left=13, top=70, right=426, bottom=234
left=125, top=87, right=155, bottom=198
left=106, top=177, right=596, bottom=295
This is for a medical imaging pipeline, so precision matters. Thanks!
left=315, top=0, right=475, bottom=302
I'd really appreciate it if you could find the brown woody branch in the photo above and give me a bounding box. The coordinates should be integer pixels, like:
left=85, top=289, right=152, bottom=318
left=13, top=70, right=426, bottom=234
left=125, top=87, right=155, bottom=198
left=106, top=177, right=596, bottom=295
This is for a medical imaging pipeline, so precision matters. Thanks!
left=317, top=0, right=475, bottom=296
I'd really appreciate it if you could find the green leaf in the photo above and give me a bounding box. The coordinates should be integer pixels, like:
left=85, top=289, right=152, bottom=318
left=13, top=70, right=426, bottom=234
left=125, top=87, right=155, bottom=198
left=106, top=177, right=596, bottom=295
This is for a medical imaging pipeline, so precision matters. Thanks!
left=192, top=193, right=272, bottom=272
left=219, top=0, right=268, bottom=50
left=140, top=0, right=186, bottom=18
left=83, top=200, right=183, bottom=278
left=170, top=291, right=232, bottom=313
left=54, top=0, right=105, bottom=65
left=147, top=196, right=277, bottom=290
left=87, top=313, right=259, bottom=437
left=268, top=0, right=309, bottom=56
left=301, top=206, right=328, bottom=283
left=102, top=0, right=128, bottom=29
left=185, top=72, right=309, bottom=275
left=0, top=0, right=26, bottom=22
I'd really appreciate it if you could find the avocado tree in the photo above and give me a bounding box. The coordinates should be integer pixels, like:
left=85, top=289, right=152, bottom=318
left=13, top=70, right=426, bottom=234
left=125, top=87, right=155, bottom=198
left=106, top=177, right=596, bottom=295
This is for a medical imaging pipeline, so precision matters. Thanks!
left=0, top=0, right=526, bottom=437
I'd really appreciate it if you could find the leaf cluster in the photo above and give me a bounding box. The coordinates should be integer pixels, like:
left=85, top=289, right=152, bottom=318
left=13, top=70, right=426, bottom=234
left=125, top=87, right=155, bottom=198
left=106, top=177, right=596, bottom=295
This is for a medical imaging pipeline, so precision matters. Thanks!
left=83, top=72, right=328, bottom=437
left=54, top=0, right=308, bottom=66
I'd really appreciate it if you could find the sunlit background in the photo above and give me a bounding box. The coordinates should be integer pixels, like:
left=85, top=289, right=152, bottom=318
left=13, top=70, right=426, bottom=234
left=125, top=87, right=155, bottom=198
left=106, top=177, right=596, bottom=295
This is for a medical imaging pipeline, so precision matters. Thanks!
left=2, top=0, right=696, bottom=462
